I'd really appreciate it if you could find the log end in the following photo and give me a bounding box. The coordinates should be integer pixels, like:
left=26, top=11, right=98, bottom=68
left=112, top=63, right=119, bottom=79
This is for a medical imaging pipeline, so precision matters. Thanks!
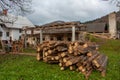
left=36, top=53, right=41, bottom=61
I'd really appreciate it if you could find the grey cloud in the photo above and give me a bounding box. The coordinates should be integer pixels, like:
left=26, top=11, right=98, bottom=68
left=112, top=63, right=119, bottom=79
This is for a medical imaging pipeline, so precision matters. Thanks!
left=26, top=0, right=118, bottom=25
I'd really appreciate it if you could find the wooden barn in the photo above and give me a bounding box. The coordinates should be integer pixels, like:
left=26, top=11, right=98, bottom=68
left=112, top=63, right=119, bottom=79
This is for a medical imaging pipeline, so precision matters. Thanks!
left=23, top=21, right=86, bottom=45
left=85, top=12, right=118, bottom=39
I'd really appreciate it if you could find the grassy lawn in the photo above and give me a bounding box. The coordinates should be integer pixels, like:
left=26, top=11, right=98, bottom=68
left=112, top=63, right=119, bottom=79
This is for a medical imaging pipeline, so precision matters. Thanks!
left=0, top=39, right=120, bottom=80
left=23, top=48, right=36, bottom=53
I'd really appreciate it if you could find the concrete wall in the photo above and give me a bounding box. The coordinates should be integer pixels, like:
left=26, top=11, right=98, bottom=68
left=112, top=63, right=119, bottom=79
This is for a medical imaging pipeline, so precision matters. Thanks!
left=109, top=12, right=117, bottom=39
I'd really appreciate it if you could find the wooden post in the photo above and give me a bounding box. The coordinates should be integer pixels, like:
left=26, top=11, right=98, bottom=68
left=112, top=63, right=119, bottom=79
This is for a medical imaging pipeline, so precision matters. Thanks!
left=63, top=34, right=67, bottom=41
left=24, top=30, right=27, bottom=48
left=78, top=32, right=86, bottom=41
left=45, top=35, right=50, bottom=41
left=40, top=29, right=43, bottom=43
left=53, top=36, right=57, bottom=41
left=0, top=37, right=4, bottom=51
left=72, top=26, right=75, bottom=41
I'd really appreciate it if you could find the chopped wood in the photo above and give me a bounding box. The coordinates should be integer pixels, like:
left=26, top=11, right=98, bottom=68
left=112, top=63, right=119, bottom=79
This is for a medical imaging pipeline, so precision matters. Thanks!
left=36, top=53, right=41, bottom=61
left=36, top=41, right=108, bottom=79
left=65, top=56, right=82, bottom=66
left=60, top=67, right=66, bottom=70
left=63, top=56, right=73, bottom=63
left=60, top=52, right=68, bottom=57
left=69, top=65, right=76, bottom=71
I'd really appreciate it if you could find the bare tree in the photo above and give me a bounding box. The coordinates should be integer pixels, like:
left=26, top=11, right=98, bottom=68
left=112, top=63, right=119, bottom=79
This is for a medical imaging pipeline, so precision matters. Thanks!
left=110, top=0, right=120, bottom=4
left=103, top=0, right=120, bottom=11
left=109, top=0, right=120, bottom=11
left=0, top=0, right=32, bottom=15
left=0, top=0, right=33, bottom=23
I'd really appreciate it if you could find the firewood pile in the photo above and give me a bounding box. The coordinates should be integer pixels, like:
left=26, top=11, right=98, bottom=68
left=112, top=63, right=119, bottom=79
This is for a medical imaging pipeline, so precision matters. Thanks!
left=12, top=40, right=24, bottom=53
left=37, top=41, right=108, bottom=79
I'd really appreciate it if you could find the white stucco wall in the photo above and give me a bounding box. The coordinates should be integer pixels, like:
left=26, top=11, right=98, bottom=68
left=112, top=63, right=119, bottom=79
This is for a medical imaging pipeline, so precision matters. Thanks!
left=0, top=26, right=21, bottom=41
left=26, top=30, right=31, bottom=34
left=10, top=29, right=21, bottom=41
left=0, top=14, right=35, bottom=41
left=0, top=26, right=9, bottom=40
left=34, top=30, right=40, bottom=34
left=0, top=26, right=6, bottom=40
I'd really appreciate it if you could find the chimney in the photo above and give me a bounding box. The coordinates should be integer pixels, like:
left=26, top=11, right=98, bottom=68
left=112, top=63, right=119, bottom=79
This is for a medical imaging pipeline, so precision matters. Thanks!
left=108, top=12, right=117, bottom=39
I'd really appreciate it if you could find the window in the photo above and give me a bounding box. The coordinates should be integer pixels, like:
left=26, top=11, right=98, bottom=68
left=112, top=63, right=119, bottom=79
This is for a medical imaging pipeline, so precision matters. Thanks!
left=0, top=24, right=5, bottom=27
left=26, top=38, right=28, bottom=40
left=19, top=36, right=21, bottom=40
left=43, top=38, right=45, bottom=41
left=57, top=37, right=62, bottom=41
left=51, top=37, right=53, bottom=40
left=105, top=24, right=108, bottom=33
left=68, top=37, right=71, bottom=41
left=19, top=29, right=22, bottom=33
left=31, top=30, right=34, bottom=34
left=6, top=32, right=9, bottom=37
left=33, top=37, right=35, bottom=40
left=0, top=32, right=2, bottom=37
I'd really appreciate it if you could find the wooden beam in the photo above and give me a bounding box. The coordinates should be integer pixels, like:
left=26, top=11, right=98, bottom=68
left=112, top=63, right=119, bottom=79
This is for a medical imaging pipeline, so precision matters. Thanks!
left=40, top=29, right=43, bottom=43
left=24, top=30, right=27, bottom=48
left=72, top=26, right=75, bottom=41
left=0, top=37, right=5, bottom=51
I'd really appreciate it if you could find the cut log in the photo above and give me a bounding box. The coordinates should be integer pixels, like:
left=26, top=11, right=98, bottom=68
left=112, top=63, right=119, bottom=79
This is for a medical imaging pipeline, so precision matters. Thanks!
left=69, top=65, right=76, bottom=71
left=99, top=56, right=108, bottom=77
left=68, top=45, right=74, bottom=54
left=37, top=46, right=41, bottom=52
left=84, top=69, right=93, bottom=80
left=74, top=46, right=89, bottom=54
left=92, top=54, right=107, bottom=68
left=36, top=53, right=41, bottom=61
left=65, top=56, right=81, bottom=66
left=60, top=52, right=68, bottom=57
left=59, top=58, right=63, bottom=62
left=83, top=52, right=99, bottom=66
left=76, top=56, right=88, bottom=67
left=87, top=51, right=98, bottom=57
left=44, top=52, right=48, bottom=56
left=63, top=56, right=73, bottom=63
left=55, top=56, right=61, bottom=60
left=60, top=67, right=65, bottom=70
left=47, top=60, right=59, bottom=64
left=59, top=62, right=63, bottom=67
left=56, top=46, right=68, bottom=52
left=36, top=41, right=108, bottom=79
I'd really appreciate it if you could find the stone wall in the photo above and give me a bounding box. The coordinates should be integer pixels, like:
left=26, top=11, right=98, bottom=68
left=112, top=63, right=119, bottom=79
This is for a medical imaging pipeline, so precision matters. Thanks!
left=109, top=12, right=117, bottom=39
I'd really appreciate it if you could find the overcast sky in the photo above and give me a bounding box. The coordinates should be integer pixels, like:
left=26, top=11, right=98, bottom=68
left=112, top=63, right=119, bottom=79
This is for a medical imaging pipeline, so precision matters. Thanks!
left=26, top=0, right=118, bottom=25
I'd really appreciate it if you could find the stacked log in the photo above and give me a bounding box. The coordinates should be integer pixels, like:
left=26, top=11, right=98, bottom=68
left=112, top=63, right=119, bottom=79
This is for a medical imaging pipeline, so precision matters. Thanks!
left=12, top=40, right=24, bottom=53
left=37, top=41, right=108, bottom=79
left=37, top=41, right=69, bottom=64
left=37, top=41, right=50, bottom=60
left=92, top=54, right=108, bottom=77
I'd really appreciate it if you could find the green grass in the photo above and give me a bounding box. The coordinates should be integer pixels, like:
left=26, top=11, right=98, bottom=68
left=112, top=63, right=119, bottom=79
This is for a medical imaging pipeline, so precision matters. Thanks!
left=0, top=54, right=85, bottom=80
left=0, top=39, right=120, bottom=80
left=23, top=47, right=36, bottom=53
left=99, top=40, right=120, bottom=80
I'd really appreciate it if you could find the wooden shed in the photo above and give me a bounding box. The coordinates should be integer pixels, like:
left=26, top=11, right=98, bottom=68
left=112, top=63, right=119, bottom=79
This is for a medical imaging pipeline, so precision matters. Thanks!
left=24, top=21, right=87, bottom=44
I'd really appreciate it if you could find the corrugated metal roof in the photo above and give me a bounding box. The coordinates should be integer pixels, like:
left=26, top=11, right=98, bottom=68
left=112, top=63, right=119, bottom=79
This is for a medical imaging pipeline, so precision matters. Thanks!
left=86, top=23, right=106, bottom=32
